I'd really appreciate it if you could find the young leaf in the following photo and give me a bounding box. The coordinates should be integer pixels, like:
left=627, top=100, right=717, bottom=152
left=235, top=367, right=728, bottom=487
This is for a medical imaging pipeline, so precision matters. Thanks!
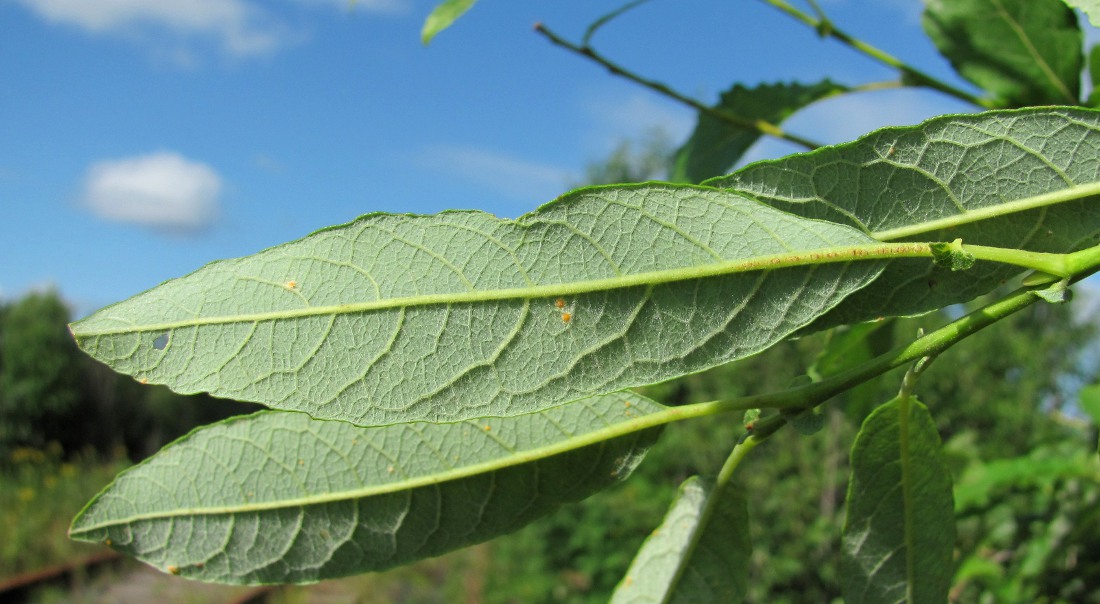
left=611, top=476, right=750, bottom=604
left=671, top=80, right=846, bottom=184
left=707, top=107, right=1100, bottom=328
left=922, top=0, right=1081, bottom=106
left=842, top=395, right=954, bottom=604
left=421, top=0, right=477, bottom=45
left=71, top=184, right=886, bottom=426
left=69, top=391, right=663, bottom=584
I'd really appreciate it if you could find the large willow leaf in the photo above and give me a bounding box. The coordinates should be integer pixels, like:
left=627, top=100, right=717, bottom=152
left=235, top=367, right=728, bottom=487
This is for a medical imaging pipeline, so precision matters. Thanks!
left=69, top=391, right=662, bottom=585
left=707, top=107, right=1100, bottom=327
left=71, top=184, right=884, bottom=426
left=842, top=396, right=954, bottom=604
left=611, top=475, right=750, bottom=604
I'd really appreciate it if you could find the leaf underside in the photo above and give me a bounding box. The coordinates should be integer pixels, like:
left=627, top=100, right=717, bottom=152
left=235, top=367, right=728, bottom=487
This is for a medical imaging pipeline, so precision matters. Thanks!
left=72, top=184, right=884, bottom=427
left=611, top=475, right=750, bottom=604
left=70, top=392, right=663, bottom=584
left=842, top=396, right=954, bottom=604
left=708, top=107, right=1100, bottom=328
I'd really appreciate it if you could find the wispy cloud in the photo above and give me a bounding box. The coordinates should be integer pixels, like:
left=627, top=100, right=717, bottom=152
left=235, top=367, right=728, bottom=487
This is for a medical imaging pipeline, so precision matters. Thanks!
left=81, top=151, right=222, bottom=234
left=418, top=144, right=578, bottom=203
left=582, top=91, right=695, bottom=154
left=13, top=0, right=409, bottom=62
left=15, top=0, right=285, bottom=59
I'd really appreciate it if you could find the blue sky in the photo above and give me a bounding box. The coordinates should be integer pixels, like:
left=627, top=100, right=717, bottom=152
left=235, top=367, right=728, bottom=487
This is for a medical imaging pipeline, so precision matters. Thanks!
left=1, top=0, right=1014, bottom=317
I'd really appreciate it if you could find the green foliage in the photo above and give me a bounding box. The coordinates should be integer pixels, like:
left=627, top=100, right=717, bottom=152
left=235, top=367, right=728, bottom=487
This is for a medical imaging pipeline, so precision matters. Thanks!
left=420, top=0, right=477, bottom=45
left=0, top=444, right=129, bottom=578
left=0, top=290, right=84, bottom=451
left=57, top=1, right=1100, bottom=600
left=922, top=0, right=1082, bottom=106
left=672, top=80, right=845, bottom=184
left=842, top=394, right=954, bottom=604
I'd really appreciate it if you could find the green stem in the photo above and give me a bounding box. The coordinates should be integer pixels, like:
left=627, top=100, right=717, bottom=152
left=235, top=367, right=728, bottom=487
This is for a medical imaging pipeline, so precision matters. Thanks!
left=1066, top=244, right=1100, bottom=275
left=708, top=283, right=1045, bottom=413
left=533, top=23, right=823, bottom=151
left=582, top=0, right=655, bottom=47
left=965, top=244, right=1071, bottom=276
left=716, top=433, right=762, bottom=487
left=759, top=0, right=993, bottom=109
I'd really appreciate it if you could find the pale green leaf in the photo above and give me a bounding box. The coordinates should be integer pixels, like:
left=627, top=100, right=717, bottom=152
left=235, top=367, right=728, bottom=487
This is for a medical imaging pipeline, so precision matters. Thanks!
left=842, top=396, right=954, bottom=604
left=71, top=184, right=885, bottom=426
left=1079, top=383, right=1100, bottom=423
left=1062, top=0, right=1100, bottom=27
left=707, top=107, right=1100, bottom=328
left=922, top=0, right=1081, bottom=106
left=69, top=392, right=662, bottom=584
left=671, top=80, right=846, bottom=184
left=421, top=0, right=477, bottom=45
left=954, top=442, right=1099, bottom=512
left=611, top=475, right=749, bottom=604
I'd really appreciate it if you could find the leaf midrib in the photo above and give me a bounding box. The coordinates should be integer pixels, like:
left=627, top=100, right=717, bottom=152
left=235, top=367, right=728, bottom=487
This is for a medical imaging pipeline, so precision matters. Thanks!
left=73, top=242, right=927, bottom=337
left=71, top=402, right=680, bottom=534
left=871, top=181, right=1100, bottom=241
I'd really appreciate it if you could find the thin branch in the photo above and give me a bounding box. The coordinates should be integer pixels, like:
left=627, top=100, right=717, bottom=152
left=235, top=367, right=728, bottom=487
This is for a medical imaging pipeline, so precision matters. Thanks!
left=582, top=0, right=656, bottom=47
left=534, top=22, right=824, bottom=151
left=759, top=0, right=995, bottom=109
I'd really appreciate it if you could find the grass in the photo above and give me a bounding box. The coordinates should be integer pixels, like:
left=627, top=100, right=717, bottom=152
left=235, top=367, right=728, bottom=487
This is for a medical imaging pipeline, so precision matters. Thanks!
left=0, top=443, right=130, bottom=579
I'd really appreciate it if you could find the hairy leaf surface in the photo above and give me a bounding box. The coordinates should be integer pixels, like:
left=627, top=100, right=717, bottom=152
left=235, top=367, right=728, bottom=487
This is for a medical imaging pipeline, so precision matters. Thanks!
left=922, top=0, right=1081, bottom=106
left=842, top=396, right=954, bottom=604
left=71, top=184, right=885, bottom=426
left=611, top=475, right=750, bottom=604
left=69, top=392, right=662, bottom=584
left=708, top=107, right=1100, bottom=327
left=671, top=80, right=846, bottom=184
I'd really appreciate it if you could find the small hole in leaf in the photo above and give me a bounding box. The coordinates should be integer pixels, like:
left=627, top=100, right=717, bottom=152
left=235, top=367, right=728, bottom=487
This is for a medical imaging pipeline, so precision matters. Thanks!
left=153, top=333, right=169, bottom=350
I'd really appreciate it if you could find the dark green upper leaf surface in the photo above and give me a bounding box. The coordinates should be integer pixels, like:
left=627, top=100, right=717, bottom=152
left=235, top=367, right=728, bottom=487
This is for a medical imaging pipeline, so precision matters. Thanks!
left=71, top=184, right=884, bottom=426
left=1089, top=44, right=1100, bottom=106
left=671, top=80, right=846, bottom=184
left=708, top=107, right=1100, bottom=326
left=922, top=0, right=1081, bottom=106
left=611, top=475, right=750, bottom=604
left=70, top=391, right=662, bottom=584
left=842, top=396, right=954, bottom=604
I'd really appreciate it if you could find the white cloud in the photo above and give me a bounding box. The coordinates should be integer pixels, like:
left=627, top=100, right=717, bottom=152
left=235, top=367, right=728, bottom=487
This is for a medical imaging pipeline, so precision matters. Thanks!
left=81, top=151, right=222, bottom=233
left=418, top=144, right=578, bottom=203
left=296, top=0, right=408, bottom=13
left=14, top=0, right=409, bottom=60
left=16, top=0, right=286, bottom=58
